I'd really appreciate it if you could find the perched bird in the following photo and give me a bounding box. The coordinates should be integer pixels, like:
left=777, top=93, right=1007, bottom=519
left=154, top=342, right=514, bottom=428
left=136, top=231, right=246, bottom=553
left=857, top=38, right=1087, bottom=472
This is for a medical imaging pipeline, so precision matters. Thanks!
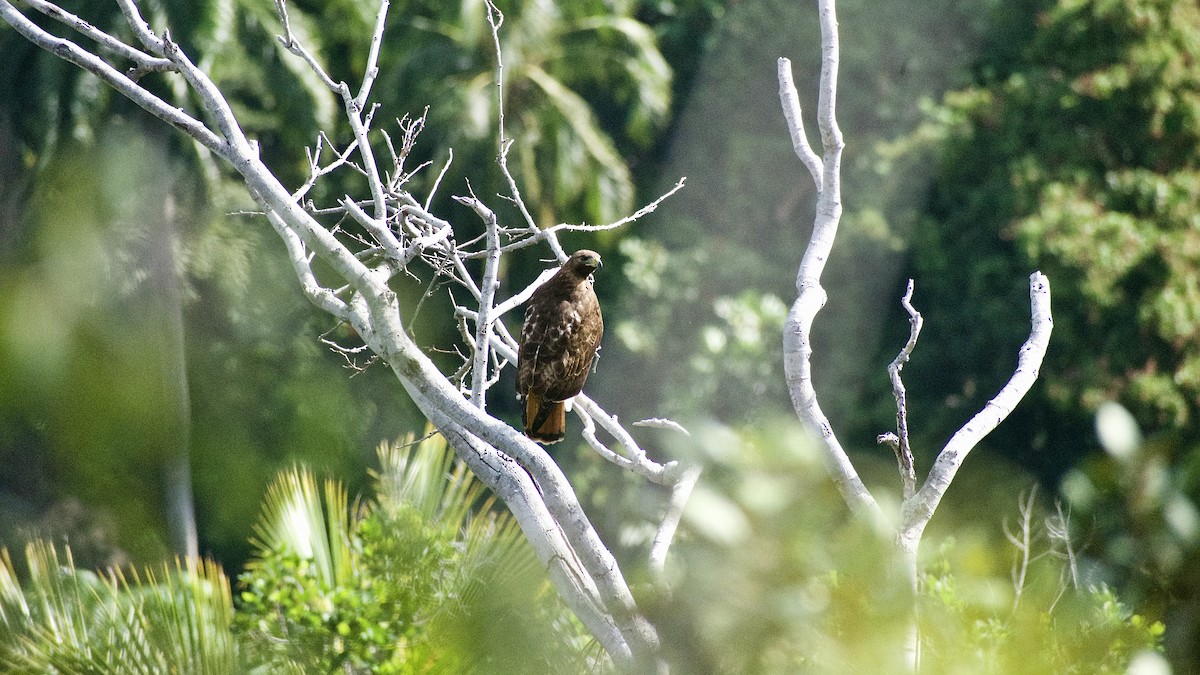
left=517, top=250, right=604, bottom=444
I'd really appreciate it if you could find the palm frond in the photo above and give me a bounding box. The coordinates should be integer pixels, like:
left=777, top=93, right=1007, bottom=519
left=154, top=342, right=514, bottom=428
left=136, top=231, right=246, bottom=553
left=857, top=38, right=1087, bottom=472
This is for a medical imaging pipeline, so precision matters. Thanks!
left=247, top=467, right=359, bottom=587
left=0, top=542, right=238, bottom=674
left=374, top=430, right=535, bottom=573
left=571, top=15, right=672, bottom=138
left=523, top=63, right=634, bottom=218
left=373, top=430, right=494, bottom=529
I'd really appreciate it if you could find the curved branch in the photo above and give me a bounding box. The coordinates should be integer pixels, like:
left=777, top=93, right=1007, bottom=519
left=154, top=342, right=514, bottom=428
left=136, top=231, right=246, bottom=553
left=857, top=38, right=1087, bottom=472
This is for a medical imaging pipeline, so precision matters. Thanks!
left=0, top=1, right=226, bottom=156
left=777, top=58, right=821, bottom=190
left=648, top=463, right=701, bottom=579
left=24, top=0, right=172, bottom=76
left=901, top=272, right=1053, bottom=542
left=778, top=0, right=877, bottom=516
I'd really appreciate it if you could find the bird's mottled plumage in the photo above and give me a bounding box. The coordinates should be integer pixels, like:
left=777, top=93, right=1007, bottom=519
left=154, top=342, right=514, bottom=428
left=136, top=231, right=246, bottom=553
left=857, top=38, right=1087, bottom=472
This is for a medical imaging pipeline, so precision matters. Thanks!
left=517, top=250, right=604, bottom=444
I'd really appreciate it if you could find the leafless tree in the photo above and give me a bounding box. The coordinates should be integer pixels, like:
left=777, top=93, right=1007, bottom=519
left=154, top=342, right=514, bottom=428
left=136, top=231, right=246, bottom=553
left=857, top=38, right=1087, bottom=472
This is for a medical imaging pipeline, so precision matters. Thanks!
left=0, top=0, right=699, bottom=667
left=777, top=0, right=1052, bottom=665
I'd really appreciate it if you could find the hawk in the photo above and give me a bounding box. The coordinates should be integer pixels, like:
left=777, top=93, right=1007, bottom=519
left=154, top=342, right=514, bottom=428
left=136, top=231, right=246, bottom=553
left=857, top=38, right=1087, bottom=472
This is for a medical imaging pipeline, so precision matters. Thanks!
left=517, top=250, right=604, bottom=444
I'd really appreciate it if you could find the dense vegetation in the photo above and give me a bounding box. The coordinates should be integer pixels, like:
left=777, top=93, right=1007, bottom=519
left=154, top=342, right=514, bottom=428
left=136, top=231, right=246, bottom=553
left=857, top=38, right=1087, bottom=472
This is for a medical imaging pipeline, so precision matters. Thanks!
left=0, top=0, right=1196, bottom=670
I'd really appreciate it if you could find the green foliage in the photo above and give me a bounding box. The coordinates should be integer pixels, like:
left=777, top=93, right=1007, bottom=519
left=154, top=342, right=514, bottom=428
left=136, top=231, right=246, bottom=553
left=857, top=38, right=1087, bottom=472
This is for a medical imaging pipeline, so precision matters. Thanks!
left=646, top=418, right=911, bottom=672
left=234, top=431, right=595, bottom=673
left=0, top=431, right=593, bottom=673
left=902, top=0, right=1200, bottom=470
left=892, top=8, right=1200, bottom=665
left=1053, top=403, right=1200, bottom=671
left=647, top=418, right=1164, bottom=673
left=920, top=555, right=1165, bottom=674
left=0, top=542, right=239, bottom=674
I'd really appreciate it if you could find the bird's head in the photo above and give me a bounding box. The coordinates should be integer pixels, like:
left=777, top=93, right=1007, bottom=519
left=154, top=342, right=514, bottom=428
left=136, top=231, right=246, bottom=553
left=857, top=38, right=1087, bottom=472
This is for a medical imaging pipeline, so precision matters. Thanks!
left=567, top=249, right=602, bottom=276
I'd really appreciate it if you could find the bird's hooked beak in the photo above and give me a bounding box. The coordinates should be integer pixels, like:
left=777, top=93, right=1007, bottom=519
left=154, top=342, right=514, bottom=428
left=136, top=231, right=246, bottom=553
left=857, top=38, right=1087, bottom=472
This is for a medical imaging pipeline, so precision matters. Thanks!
left=578, top=250, right=601, bottom=269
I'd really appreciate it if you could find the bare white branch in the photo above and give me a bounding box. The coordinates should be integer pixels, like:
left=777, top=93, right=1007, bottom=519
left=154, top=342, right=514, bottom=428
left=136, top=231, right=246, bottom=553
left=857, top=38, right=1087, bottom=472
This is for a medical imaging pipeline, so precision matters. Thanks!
left=114, top=0, right=164, bottom=54
left=633, top=418, right=691, bottom=436
left=779, top=0, right=876, bottom=517
left=777, top=19, right=1053, bottom=671
left=274, top=0, right=340, bottom=91
left=0, top=2, right=226, bottom=156
left=341, top=197, right=404, bottom=264
left=25, top=0, right=172, bottom=78
left=355, top=0, right=390, bottom=111
left=425, top=148, right=454, bottom=210
left=649, top=463, right=702, bottom=579
left=543, top=177, right=687, bottom=236
left=777, top=57, right=822, bottom=189
left=463, top=177, right=687, bottom=258
left=492, top=268, right=557, bottom=319
left=454, top=195, right=502, bottom=409
left=904, top=272, right=1053, bottom=538
left=484, top=0, right=567, bottom=263
left=265, top=211, right=352, bottom=322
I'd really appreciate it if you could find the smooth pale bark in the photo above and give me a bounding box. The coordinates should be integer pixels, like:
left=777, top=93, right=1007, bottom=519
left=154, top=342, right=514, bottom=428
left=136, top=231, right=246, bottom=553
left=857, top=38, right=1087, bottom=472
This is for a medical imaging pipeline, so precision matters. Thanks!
left=776, top=0, right=1053, bottom=668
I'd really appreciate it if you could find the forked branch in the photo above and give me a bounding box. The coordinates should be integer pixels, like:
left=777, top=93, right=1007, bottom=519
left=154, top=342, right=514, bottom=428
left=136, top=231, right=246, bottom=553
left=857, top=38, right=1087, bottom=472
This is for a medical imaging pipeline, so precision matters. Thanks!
left=0, top=0, right=693, bottom=668
left=776, top=0, right=1053, bottom=581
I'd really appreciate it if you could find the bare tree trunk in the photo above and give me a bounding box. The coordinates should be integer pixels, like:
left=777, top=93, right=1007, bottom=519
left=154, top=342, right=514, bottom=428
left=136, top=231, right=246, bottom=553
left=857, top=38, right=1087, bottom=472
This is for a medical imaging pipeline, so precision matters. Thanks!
left=776, top=0, right=1054, bottom=667
left=153, top=192, right=198, bottom=560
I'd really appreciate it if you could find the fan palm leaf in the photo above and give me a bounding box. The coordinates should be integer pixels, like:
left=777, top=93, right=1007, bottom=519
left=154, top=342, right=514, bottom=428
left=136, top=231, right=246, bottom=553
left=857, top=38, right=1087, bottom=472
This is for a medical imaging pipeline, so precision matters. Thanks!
left=0, top=542, right=237, bottom=674
left=246, top=467, right=359, bottom=589
left=372, top=430, right=536, bottom=575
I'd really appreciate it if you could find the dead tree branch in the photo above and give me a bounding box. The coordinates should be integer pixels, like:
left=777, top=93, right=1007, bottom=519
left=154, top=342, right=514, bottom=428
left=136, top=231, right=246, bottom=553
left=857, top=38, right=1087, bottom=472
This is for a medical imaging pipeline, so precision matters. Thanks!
left=0, top=0, right=694, bottom=667
left=776, top=0, right=1054, bottom=604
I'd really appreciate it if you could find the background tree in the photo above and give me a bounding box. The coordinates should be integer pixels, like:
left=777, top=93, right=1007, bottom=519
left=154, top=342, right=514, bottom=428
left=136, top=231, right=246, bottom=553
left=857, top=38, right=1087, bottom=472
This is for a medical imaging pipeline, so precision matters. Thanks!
left=894, top=0, right=1200, bottom=664
left=902, top=0, right=1200, bottom=475
left=0, top=0, right=380, bottom=565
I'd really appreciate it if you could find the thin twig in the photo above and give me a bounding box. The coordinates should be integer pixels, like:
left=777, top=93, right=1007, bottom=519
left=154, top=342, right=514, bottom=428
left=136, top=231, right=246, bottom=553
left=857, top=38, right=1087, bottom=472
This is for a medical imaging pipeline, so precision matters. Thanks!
left=463, top=177, right=688, bottom=258
left=1004, top=486, right=1039, bottom=612
left=887, top=279, right=922, bottom=500
left=1045, top=500, right=1078, bottom=590
left=484, top=0, right=567, bottom=262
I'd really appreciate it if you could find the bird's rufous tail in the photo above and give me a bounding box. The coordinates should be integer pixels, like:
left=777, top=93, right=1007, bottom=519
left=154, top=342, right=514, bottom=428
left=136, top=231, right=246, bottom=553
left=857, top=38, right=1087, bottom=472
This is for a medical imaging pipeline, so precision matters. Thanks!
left=523, top=392, right=565, bottom=444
